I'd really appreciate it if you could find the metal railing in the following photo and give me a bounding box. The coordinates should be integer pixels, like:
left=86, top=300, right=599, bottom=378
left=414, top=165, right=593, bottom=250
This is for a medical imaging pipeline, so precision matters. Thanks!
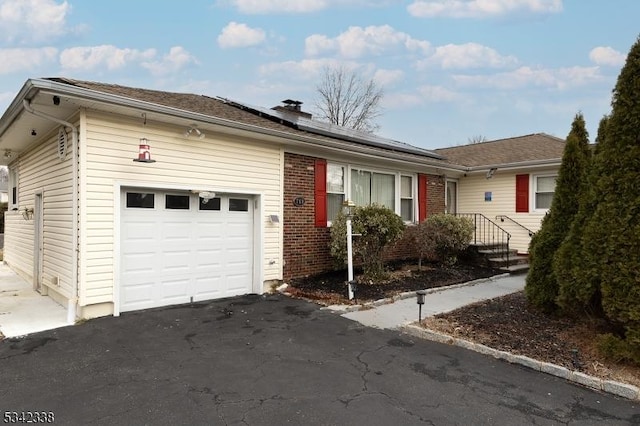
left=456, top=213, right=512, bottom=267
left=495, top=215, right=536, bottom=237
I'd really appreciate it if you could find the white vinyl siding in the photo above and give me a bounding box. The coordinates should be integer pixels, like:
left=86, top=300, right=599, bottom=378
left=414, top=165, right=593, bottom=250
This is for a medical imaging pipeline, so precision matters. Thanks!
left=80, top=111, right=282, bottom=307
left=4, top=128, right=75, bottom=296
left=456, top=168, right=558, bottom=254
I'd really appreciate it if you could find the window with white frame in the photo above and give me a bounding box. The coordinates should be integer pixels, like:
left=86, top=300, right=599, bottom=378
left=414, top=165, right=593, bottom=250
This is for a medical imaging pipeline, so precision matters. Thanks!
left=326, top=163, right=415, bottom=222
left=8, top=167, right=18, bottom=210
left=327, top=164, right=345, bottom=221
left=351, top=169, right=395, bottom=211
left=400, top=175, right=414, bottom=221
left=534, top=175, right=557, bottom=210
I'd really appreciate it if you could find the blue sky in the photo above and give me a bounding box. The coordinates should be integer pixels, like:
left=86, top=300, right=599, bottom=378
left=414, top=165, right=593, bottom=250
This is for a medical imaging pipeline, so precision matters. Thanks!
left=0, top=0, right=638, bottom=149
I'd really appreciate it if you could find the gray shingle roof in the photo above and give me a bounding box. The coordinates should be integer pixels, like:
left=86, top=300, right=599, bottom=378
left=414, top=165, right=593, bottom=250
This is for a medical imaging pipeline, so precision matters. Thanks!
left=434, top=133, right=566, bottom=167
left=46, top=78, right=443, bottom=161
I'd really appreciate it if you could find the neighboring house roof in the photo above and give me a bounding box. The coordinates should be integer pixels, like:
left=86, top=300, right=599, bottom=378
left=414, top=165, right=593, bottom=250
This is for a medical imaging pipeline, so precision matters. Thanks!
left=434, top=133, right=565, bottom=168
left=44, top=78, right=445, bottom=162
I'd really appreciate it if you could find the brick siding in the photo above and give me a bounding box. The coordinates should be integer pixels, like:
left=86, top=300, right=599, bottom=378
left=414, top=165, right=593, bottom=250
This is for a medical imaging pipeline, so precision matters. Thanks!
left=283, top=152, right=446, bottom=281
left=283, top=153, right=333, bottom=280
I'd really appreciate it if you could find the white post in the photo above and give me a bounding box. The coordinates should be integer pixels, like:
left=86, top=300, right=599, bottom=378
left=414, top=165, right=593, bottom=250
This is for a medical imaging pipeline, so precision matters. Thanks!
left=346, top=216, right=354, bottom=300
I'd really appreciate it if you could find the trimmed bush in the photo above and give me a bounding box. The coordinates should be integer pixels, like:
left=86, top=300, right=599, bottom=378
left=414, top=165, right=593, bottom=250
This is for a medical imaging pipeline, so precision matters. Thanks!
left=329, top=204, right=405, bottom=280
left=413, top=214, right=473, bottom=266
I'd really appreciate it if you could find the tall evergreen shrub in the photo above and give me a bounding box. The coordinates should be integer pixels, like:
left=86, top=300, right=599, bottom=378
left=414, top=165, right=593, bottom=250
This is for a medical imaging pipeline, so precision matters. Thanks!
left=576, top=36, right=640, bottom=357
left=554, top=116, right=607, bottom=313
left=525, top=113, right=590, bottom=312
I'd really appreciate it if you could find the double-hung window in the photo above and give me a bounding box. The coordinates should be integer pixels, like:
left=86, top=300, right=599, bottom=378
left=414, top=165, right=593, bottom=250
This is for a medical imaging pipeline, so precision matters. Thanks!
left=534, top=175, right=556, bottom=210
left=327, top=164, right=345, bottom=222
left=8, top=167, right=18, bottom=210
left=400, top=175, right=414, bottom=221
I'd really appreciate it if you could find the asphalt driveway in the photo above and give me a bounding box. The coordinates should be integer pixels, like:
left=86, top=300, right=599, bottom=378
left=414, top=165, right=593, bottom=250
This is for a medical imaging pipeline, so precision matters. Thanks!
left=1, top=294, right=638, bottom=425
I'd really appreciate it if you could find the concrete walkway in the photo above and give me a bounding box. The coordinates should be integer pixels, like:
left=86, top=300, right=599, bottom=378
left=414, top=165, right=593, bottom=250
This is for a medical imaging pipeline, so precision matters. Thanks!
left=341, top=274, right=525, bottom=329
left=0, top=263, right=69, bottom=338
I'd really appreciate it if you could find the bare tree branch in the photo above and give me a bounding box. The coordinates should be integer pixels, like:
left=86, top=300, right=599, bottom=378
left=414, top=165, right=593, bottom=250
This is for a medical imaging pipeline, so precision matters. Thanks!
left=314, top=65, right=383, bottom=133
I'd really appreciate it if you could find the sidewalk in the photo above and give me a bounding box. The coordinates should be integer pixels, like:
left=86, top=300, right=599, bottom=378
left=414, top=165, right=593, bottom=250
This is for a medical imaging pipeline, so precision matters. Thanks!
left=340, top=274, right=525, bottom=329
left=0, top=263, right=69, bottom=338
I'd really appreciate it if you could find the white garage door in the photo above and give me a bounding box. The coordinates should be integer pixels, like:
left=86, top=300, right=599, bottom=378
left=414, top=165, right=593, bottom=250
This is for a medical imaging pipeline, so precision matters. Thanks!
left=120, top=189, right=254, bottom=312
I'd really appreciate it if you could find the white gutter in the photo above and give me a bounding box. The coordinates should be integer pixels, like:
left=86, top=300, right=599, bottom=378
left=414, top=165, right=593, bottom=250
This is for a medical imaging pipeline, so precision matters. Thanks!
left=464, top=158, right=562, bottom=173
left=22, top=99, right=78, bottom=324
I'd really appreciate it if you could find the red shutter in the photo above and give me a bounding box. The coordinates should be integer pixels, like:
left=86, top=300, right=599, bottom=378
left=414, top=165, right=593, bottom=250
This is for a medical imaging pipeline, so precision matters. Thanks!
left=314, top=159, right=327, bottom=227
left=418, top=174, right=428, bottom=222
left=515, top=174, right=529, bottom=213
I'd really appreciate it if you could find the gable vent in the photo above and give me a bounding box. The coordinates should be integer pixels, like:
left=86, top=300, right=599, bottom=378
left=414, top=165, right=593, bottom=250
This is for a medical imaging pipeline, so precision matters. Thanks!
left=57, top=127, right=67, bottom=160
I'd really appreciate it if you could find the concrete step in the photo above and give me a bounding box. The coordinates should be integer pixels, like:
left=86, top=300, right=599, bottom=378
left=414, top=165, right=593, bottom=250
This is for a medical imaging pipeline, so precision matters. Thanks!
left=488, top=254, right=529, bottom=268
left=470, top=242, right=509, bottom=252
left=478, top=248, right=519, bottom=258
left=498, top=263, right=530, bottom=275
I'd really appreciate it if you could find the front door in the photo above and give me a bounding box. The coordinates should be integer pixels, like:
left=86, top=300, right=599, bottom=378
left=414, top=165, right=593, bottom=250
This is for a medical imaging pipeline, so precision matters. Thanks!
left=33, top=192, right=43, bottom=292
left=446, top=180, right=458, bottom=214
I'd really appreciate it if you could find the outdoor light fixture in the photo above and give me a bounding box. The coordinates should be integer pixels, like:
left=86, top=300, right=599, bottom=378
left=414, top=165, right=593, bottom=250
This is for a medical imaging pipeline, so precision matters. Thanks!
left=416, top=290, right=427, bottom=322
left=3, top=150, right=12, bottom=159
left=21, top=207, right=34, bottom=221
left=486, top=167, right=497, bottom=179
left=199, top=191, right=215, bottom=203
left=133, top=138, right=156, bottom=163
left=347, top=279, right=358, bottom=303
left=184, top=125, right=206, bottom=139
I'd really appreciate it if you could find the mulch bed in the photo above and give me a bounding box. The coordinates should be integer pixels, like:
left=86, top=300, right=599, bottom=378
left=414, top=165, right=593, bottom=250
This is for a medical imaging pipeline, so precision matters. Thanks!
left=286, top=261, right=501, bottom=305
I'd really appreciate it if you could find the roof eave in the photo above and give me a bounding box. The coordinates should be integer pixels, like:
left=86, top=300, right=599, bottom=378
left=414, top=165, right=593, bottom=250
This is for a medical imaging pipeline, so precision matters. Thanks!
left=3, top=78, right=464, bottom=172
left=465, top=158, right=563, bottom=172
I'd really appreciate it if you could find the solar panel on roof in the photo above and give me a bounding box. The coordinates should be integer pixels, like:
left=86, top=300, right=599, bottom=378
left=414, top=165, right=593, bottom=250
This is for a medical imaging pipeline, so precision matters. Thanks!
left=220, top=98, right=443, bottom=160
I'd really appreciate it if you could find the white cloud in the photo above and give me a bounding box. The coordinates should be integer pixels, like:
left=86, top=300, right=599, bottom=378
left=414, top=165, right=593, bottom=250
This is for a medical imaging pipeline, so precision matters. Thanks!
left=141, top=46, right=198, bottom=76
left=217, top=22, right=266, bottom=49
left=418, top=42, right=517, bottom=69
left=0, top=47, right=57, bottom=74
left=453, top=65, right=602, bottom=90
left=417, top=84, right=460, bottom=101
left=60, top=45, right=156, bottom=71
left=0, top=0, right=71, bottom=43
left=408, top=0, right=563, bottom=18
left=373, top=69, right=404, bottom=86
left=305, top=25, right=430, bottom=58
left=259, top=58, right=351, bottom=79
left=589, top=46, right=625, bottom=67
left=227, top=0, right=327, bottom=14
left=384, top=85, right=460, bottom=108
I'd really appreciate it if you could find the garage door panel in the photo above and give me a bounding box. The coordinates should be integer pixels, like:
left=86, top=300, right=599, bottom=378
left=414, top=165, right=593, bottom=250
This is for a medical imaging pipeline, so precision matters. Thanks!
left=160, top=277, right=190, bottom=297
left=162, top=221, right=193, bottom=239
left=121, top=282, right=156, bottom=309
left=120, top=190, right=254, bottom=312
left=193, top=276, right=223, bottom=300
left=226, top=274, right=251, bottom=293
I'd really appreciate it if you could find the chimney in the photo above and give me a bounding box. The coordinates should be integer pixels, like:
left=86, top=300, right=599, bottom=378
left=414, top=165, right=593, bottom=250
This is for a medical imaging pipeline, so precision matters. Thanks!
left=272, top=99, right=312, bottom=119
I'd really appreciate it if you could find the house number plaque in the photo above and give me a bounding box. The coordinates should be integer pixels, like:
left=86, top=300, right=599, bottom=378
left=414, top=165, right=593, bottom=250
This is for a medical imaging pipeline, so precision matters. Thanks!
left=293, top=197, right=305, bottom=206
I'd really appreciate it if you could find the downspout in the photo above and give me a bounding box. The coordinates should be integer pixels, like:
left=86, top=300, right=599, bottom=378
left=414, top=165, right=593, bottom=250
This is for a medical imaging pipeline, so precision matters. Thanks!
left=23, top=99, right=79, bottom=324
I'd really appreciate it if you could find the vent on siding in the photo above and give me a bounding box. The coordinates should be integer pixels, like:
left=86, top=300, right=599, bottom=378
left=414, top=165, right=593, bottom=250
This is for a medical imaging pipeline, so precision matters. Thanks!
left=57, top=127, right=67, bottom=160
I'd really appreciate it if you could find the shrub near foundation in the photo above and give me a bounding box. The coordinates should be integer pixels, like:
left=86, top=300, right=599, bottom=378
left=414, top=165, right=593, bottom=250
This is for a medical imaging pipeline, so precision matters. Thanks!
left=413, top=214, right=473, bottom=267
left=329, top=204, right=405, bottom=280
